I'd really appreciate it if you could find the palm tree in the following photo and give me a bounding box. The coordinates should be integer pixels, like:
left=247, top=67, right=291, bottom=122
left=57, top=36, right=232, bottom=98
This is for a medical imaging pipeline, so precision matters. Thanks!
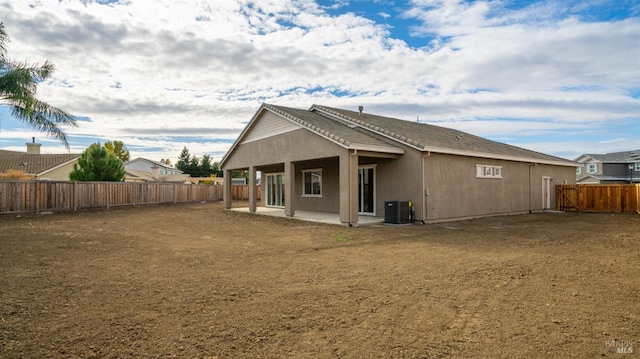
left=0, top=22, right=77, bottom=149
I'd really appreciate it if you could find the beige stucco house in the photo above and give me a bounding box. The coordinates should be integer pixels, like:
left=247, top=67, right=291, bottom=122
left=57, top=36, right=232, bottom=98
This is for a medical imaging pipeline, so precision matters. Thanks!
left=0, top=141, right=80, bottom=180
left=221, top=104, right=577, bottom=225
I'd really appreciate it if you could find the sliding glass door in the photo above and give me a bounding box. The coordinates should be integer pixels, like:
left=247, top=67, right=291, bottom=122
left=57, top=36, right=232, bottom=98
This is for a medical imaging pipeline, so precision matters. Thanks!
left=266, top=173, right=285, bottom=207
left=358, top=166, right=375, bottom=215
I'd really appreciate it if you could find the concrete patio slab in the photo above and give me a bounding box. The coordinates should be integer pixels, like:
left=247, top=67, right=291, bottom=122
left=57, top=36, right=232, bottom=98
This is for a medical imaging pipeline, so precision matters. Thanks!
left=229, top=206, right=384, bottom=226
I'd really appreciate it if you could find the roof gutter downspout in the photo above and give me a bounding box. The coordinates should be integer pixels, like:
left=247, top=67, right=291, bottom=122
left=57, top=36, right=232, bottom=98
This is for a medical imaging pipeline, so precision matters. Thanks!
left=349, top=149, right=358, bottom=227
left=528, top=163, right=538, bottom=213
left=421, top=152, right=430, bottom=224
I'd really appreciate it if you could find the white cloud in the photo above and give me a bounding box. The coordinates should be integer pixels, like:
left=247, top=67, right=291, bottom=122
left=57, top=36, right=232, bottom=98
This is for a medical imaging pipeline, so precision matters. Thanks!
left=0, top=0, right=638, bottom=162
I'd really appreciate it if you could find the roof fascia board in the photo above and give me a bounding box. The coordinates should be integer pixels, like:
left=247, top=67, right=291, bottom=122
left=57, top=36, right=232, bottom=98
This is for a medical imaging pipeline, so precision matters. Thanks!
left=351, top=150, right=403, bottom=159
left=348, top=144, right=405, bottom=155
left=422, top=146, right=578, bottom=167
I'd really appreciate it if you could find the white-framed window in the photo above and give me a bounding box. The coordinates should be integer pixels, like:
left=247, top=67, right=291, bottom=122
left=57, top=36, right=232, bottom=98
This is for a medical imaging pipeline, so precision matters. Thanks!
left=635, top=163, right=640, bottom=171
left=302, top=169, right=322, bottom=197
left=476, top=165, right=502, bottom=179
left=587, top=163, right=597, bottom=174
left=576, top=167, right=582, bottom=175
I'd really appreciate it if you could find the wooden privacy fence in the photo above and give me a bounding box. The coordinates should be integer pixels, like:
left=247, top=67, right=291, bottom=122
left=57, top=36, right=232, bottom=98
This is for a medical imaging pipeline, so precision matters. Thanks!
left=0, top=181, right=260, bottom=214
left=556, top=184, right=640, bottom=213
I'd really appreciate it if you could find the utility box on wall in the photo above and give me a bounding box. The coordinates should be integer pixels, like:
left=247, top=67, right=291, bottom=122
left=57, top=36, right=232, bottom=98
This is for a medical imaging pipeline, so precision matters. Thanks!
left=384, top=201, right=412, bottom=225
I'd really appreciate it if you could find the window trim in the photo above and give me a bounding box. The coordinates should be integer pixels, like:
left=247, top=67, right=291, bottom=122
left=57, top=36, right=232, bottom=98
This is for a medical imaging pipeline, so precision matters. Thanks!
left=576, top=166, right=582, bottom=175
left=587, top=163, right=597, bottom=174
left=302, top=168, right=322, bottom=197
left=476, top=164, right=502, bottom=179
left=635, top=163, right=640, bottom=171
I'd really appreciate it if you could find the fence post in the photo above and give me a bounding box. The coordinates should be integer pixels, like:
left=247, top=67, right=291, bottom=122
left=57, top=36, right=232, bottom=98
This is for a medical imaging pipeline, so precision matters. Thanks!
left=35, top=180, right=39, bottom=214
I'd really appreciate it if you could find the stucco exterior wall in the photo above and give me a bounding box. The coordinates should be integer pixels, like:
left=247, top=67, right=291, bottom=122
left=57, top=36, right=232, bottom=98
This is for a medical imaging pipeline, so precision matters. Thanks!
left=223, top=128, right=346, bottom=170
left=38, top=161, right=77, bottom=181
left=295, top=158, right=340, bottom=213
left=361, top=150, right=423, bottom=218
left=422, top=153, right=576, bottom=221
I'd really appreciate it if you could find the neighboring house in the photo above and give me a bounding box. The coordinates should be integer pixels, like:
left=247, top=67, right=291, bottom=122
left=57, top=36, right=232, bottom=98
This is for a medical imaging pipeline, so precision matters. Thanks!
left=0, top=141, right=80, bottom=180
left=124, top=169, right=191, bottom=183
left=125, top=157, right=183, bottom=175
left=220, top=104, right=578, bottom=225
left=575, top=150, right=640, bottom=184
left=184, top=176, right=224, bottom=185
left=124, top=157, right=189, bottom=183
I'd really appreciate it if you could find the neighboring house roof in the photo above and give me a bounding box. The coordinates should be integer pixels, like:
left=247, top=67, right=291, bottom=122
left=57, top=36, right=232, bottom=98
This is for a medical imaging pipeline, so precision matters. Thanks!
left=125, top=169, right=158, bottom=182
left=125, top=169, right=190, bottom=183
left=577, top=174, right=632, bottom=182
left=575, top=150, right=640, bottom=163
left=223, top=103, right=577, bottom=167
left=124, top=157, right=183, bottom=173
left=0, top=150, right=80, bottom=176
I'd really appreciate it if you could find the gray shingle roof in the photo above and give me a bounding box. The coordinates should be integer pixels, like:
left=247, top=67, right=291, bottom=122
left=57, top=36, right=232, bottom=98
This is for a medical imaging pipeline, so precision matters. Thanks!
left=578, top=150, right=640, bottom=163
left=308, top=104, right=575, bottom=165
left=225, top=103, right=577, bottom=167
left=578, top=174, right=639, bottom=183
left=266, top=104, right=403, bottom=152
left=0, top=150, right=80, bottom=175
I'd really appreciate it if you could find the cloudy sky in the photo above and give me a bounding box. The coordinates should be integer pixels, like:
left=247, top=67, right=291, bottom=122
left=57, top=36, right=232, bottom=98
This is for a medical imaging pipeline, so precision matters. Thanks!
left=1, top=0, right=639, bottom=163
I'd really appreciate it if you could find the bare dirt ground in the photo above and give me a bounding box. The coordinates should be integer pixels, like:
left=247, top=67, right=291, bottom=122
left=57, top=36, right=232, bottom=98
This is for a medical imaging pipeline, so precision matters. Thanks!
left=1, top=203, right=638, bottom=358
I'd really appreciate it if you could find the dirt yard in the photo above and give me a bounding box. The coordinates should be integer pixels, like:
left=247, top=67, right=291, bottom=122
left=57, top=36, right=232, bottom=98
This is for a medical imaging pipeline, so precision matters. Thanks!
left=0, top=203, right=638, bottom=358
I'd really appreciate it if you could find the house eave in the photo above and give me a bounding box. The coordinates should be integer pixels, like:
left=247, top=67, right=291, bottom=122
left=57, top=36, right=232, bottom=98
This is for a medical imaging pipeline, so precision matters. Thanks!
left=422, top=146, right=578, bottom=167
left=348, top=144, right=405, bottom=155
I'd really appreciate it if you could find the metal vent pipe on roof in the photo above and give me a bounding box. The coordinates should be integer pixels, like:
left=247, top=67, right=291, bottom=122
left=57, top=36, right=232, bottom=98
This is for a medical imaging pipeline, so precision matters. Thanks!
left=358, top=106, right=363, bottom=115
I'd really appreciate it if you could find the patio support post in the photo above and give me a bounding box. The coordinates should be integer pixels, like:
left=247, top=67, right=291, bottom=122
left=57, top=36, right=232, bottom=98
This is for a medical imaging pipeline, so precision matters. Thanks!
left=339, top=153, right=349, bottom=225
left=248, top=166, right=257, bottom=213
left=339, top=151, right=359, bottom=226
left=284, top=161, right=295, bottom=217
left=349, top=151, right=359, bottom=226
left=223, top=169, right=232, bottom=209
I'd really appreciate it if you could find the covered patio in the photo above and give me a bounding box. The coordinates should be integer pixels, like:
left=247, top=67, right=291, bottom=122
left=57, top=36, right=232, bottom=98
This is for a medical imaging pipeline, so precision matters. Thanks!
left=229, top=206, right=384, bottom=226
